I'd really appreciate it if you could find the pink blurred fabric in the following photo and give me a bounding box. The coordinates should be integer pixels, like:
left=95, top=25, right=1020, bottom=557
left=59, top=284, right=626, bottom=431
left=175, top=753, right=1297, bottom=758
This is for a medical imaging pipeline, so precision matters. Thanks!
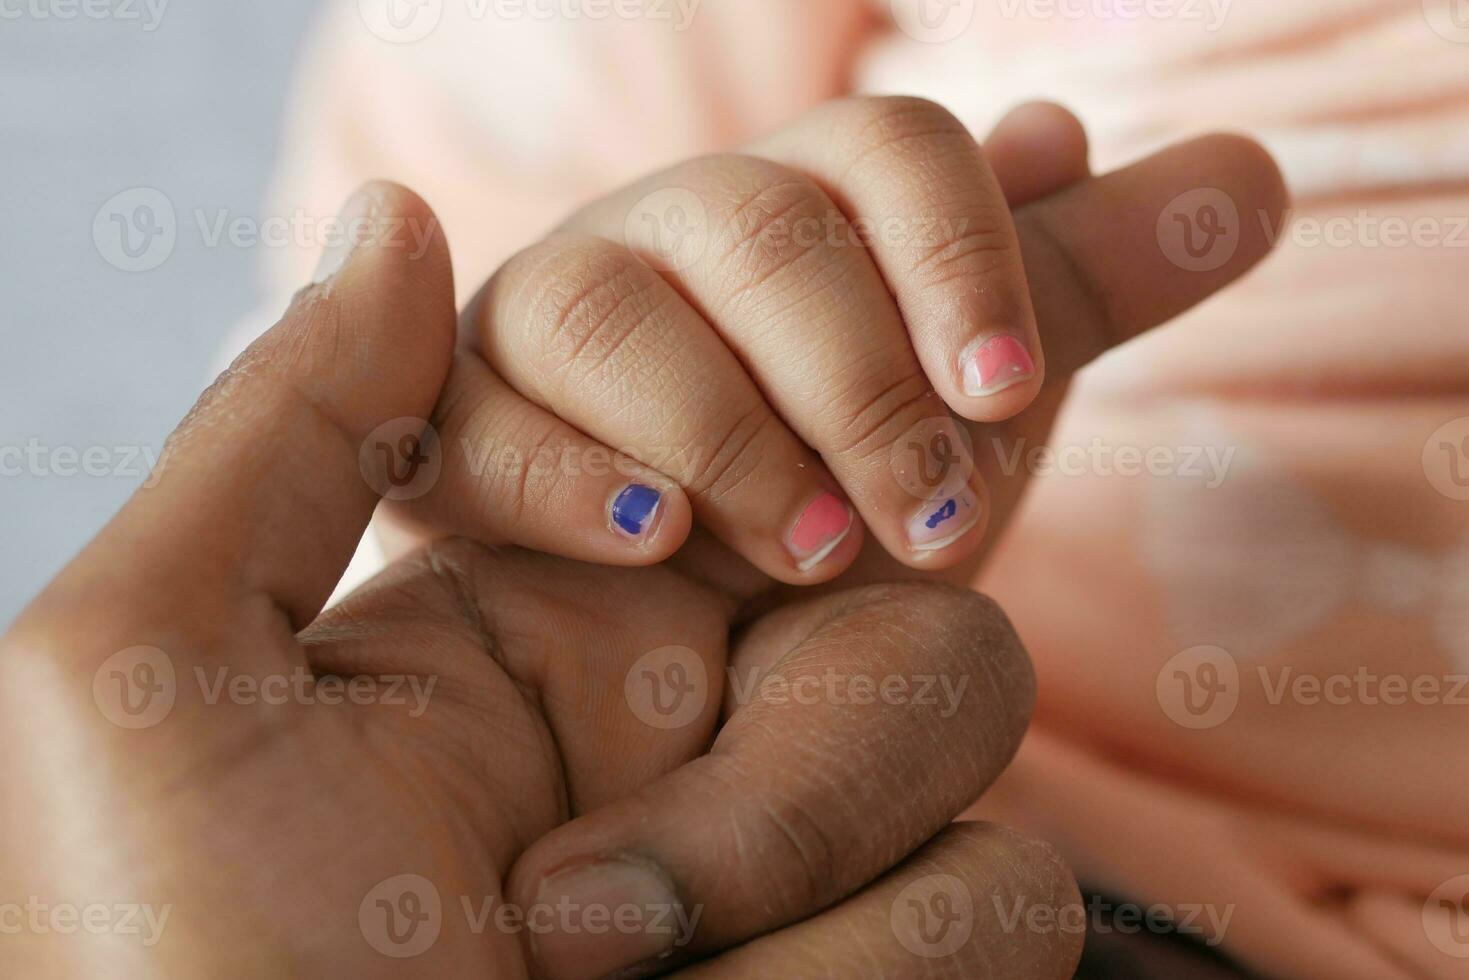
left=230, top=2, right=1469, bottom=975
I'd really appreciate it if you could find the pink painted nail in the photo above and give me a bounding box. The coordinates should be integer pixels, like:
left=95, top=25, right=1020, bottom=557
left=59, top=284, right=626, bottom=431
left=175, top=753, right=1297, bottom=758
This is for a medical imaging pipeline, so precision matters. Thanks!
left=907, top=487, right=981, bottom=552
left=788, top=492, right=852, bottom=571
left=963, top=334, right=1035, bottom=396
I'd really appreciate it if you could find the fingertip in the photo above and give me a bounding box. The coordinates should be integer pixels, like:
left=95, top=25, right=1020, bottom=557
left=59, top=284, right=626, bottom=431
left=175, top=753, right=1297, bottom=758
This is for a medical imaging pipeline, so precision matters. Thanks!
left=770, top=494, right=866, bottom=586
left=900, top=477, right=991, bottom=570
left=986, top=101, right=1092, bottom=206
left=295, top=179, right=457, bottom=429
left=608, top=479, right=694, bottom=565
left=949, top=331, right=1046, bottom=423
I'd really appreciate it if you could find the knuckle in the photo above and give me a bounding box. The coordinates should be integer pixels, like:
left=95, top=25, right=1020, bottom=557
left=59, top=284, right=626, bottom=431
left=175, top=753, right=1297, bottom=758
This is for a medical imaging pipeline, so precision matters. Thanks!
left=512, top=237, right=669, bottom=387
left=488, top=413, right=575, bottom=527
left=676, top=401, right=783, bottom=502
left=698, top=758, right=840, bottom=915
left=820, top=370, right=942, bottom=462
left=837, top=583, right=1035, bottom=737
left=906, top=213, right=1025, bottom=290
left=683, top=155, right=845, bottom=313
left=832, top=95, right=974, bottom=177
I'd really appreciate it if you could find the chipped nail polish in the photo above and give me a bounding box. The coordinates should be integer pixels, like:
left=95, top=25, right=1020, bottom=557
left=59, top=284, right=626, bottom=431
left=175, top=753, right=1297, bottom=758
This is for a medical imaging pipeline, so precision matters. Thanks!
left=788, top=491, right=852, bottom=571
left=611, top=483, right=662, bottom=538
left=908, top=487, right=981, bottom=551
left=963, top=334, right=1035, bottom=397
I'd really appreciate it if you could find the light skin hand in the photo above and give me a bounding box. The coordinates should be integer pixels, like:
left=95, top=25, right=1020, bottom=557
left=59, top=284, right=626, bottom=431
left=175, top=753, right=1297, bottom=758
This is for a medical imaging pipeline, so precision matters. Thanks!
left=385, top=98, right=1289, bottom=603
left=0, top=184, right=1080, bottom=980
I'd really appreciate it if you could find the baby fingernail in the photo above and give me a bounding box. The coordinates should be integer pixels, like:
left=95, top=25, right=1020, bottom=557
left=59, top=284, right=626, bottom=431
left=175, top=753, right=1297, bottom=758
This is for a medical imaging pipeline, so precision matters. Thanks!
left=531, top=859, right=686, bottom=980
left=788, top=491, right=852, bottom=571
left=908, top=487, right=981, bottom=551
left=963, top=334, right=1035, bottom=396
left=611, top=483, right=663, bottom=538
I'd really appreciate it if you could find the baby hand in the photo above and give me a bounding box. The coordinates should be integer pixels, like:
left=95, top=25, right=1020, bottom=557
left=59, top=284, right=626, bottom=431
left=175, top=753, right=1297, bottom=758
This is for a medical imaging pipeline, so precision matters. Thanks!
left=391, top=97, right=1285, bottom=590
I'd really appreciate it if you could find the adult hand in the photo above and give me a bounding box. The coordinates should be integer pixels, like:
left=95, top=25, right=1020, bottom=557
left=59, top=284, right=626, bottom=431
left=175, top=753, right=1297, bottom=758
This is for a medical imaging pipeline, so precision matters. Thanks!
left=1, top=184, right=1079, bottom=979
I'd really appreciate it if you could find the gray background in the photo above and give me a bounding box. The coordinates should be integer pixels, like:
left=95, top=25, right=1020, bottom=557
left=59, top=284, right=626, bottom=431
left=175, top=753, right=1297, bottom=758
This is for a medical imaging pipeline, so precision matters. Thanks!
left=0, top=4, right=320, bottom=626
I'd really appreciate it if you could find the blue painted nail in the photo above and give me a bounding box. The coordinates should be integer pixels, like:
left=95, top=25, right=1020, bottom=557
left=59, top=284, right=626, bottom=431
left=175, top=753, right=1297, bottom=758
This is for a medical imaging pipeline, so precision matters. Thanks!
left=611, top=484, right=662, bottom=538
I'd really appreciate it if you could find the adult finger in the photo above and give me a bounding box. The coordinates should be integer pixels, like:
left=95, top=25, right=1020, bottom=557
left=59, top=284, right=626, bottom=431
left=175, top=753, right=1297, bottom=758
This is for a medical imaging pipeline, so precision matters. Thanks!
left=504, top=583, right=1036, bottom=980
left=983, top=102, right=1092, bottom=207
left=681, top=823, right=1083, bottom=980
left=14, top=181, right=456, bottom=646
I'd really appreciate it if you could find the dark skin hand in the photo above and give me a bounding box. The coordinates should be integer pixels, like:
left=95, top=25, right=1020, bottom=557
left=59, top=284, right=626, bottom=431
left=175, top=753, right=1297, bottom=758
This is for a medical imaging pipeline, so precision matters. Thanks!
left=1, top=183, right=1078, bottom=979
